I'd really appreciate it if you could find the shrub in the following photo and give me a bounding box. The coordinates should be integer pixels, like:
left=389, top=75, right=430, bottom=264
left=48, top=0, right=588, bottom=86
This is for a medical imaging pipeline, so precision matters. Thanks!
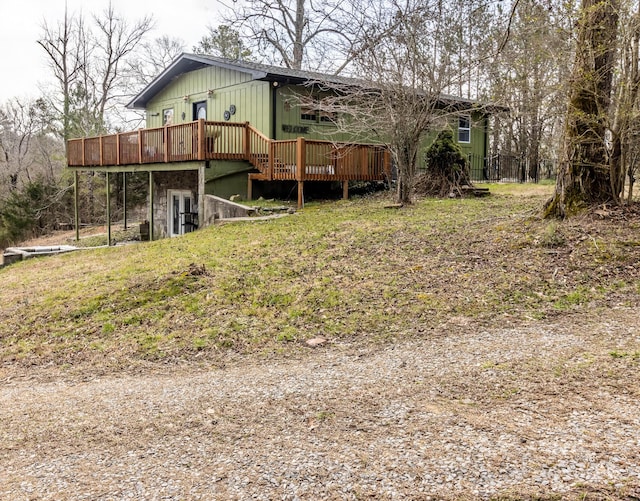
left=416, top=129, right=472, bottom=197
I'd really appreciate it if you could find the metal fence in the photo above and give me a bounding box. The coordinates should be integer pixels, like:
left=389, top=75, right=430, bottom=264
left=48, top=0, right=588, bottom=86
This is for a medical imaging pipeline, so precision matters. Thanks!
left=467, top=154, right=556, bottom=183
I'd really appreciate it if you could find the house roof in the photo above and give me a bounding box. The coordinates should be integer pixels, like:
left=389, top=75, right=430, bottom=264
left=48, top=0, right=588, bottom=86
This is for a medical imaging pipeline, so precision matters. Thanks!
left=126, top=53, right=504, bottom=112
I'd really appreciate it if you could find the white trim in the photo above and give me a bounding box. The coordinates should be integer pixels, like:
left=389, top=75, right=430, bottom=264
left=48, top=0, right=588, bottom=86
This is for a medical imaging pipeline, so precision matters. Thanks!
left=168, top=189, right=195, bottom=237
left=458, top=116, right=471, bottom=144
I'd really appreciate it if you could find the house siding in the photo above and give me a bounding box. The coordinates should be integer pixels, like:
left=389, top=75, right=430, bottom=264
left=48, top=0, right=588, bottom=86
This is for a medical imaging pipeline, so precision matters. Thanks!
left=146, top=66, right=271, bottom=135
left=417, top=111, right=488, bottom=169
left=205, top=160, right=255, bottom=200
left=272, top=84, right=488, bottom=166
left=144, top=65, right=488, bottom=170
left=274, top=85, right=355, bottom=142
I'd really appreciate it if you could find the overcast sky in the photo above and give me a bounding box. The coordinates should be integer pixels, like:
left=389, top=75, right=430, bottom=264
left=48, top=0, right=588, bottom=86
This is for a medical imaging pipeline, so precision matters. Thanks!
left=0, top=0, right=225, bottom=103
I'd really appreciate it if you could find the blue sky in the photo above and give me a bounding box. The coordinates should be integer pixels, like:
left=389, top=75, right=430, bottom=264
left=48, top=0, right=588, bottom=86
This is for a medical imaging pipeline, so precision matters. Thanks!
left=0, top=0, right=224, bottom=102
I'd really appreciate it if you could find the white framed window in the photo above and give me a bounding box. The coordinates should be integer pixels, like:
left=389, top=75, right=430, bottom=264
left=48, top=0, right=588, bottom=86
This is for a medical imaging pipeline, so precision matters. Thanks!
left=458, top=116, right=471, bottom=143
left=163, top=108, right=174, bottom=126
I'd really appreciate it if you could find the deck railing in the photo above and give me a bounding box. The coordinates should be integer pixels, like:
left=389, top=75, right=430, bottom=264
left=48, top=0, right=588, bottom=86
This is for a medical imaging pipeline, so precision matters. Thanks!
left=67, top=120, right=391, bottom=182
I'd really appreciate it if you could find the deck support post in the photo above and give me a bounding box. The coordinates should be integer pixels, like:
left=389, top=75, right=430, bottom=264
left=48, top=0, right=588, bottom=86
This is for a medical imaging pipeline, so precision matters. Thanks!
left=74, top=171, right=80, bottom=242
left=296, top=137, right=305, bottom=208
left=122, top=173, right=127, bottom=230
left=148, top=171, right=154, bottom=241
left=247, top=177, right=253, bottom=201
left=343, top=180, right=349, bottom=200
left=198, top=163, right=206, bottom=226
left=297, top=181, right=304, bottom=208
left=106, top=172, right=112, bottom=246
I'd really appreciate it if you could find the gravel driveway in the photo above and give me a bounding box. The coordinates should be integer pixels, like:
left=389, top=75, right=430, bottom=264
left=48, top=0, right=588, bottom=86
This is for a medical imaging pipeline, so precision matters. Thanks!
left=1, top=310, right=639, bottom=500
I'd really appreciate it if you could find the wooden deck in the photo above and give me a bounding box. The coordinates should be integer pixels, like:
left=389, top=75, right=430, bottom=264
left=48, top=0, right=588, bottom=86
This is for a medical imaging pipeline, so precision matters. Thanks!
left=67, top=120, right=391, bottom=184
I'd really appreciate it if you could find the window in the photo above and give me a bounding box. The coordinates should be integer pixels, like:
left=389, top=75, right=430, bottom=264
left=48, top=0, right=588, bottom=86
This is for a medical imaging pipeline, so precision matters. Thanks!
left=458, top=116, right=471, bottom=143
left=299, top=96, right=336, bottom=123
left=163, top=108, right=174, bottom=126
left=319, top=110, right=336, bottom=123
left=300, top=105, right=317, bottom=121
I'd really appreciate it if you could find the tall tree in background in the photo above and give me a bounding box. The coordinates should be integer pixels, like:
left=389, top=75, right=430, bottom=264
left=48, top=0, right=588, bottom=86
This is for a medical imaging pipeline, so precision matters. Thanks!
left=219, top=0, right=371, bottom=73
left=545, top=0, right=620, bottom=217
left=193, top=25, right=252, bottom=60
left=0, top=98, right=67, bottom=247
left=38, top=3, right=153, bottom=224
left=449, top=0, right=504, bottom=100
left=315, top=0, right=474, bottom=204
left=37, top=6, right=83, bottom=142
left=127, top=35, right=185, bottom=87
left=38, top=3, right=153, bottom=139
left=610, top=0, right=640, bottom=202
left=0, top=98, right=63, bottom=191
left=484, top=0, right=575, bottom=179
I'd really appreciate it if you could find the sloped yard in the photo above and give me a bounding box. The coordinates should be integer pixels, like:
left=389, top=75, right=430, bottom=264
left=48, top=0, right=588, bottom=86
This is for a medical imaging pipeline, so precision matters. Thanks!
left=1, top=185, right=639, bottom=499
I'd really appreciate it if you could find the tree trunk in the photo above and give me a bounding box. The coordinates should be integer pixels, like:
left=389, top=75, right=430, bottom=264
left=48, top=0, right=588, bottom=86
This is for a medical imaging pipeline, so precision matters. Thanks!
left=545, top=0, right=619, bottom=218
left=292, top=0, right=305, bottom=70
left=393, top=138, right=419, bottom=205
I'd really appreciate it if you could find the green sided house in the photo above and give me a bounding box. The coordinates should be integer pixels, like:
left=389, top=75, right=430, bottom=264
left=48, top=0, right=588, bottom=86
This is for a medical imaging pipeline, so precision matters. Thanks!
left=67, top=53, right=492, bottom=240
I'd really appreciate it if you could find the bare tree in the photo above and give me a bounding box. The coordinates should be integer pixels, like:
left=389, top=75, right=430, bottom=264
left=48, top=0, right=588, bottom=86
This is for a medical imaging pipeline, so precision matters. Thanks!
left=138, top=36, right=186, bottom=83
left=91, top=4, right=154, bottom=127
left=308, top=0, right=480, bottom=204
left=0, top=98, right=63, bottom=192
left=37, top=5, right=84, bottom=142
left=609, top=0, right=640, bottom=203
left=483, top=0, right=576, bottom=180
left=545, top=0, right=620, bottom=218
left=38, top=2, right=153, bottom=139
left=218, top=0, right=372, bottom=73
left=119, top=35, right=185, bottom=128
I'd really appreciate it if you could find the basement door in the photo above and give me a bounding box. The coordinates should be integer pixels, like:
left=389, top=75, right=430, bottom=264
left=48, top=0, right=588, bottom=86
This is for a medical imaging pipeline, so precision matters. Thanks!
left=168, top=190, right=196, bottom=237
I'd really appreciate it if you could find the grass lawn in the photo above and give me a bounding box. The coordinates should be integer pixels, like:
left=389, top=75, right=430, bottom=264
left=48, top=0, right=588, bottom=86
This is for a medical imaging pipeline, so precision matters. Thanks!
left=1, top=184, right=639, bottom=370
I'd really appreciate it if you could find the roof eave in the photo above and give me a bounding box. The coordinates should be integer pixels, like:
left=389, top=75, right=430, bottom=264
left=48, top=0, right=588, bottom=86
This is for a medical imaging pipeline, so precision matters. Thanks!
left=126, top=53, right=268, bottom=110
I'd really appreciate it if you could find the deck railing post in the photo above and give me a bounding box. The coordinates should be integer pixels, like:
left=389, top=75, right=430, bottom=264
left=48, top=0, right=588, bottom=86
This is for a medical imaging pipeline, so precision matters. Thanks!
left=296, top=137, right=306, bottom=181
left=138, top=129, right=143, bottom=163
left=163, top=125, right=169, bottom=162
left=116, top=133, right=121, bottom=166
left=81, top=138, right=86, bottom=166
left=243, top=122, right=251, bottom=160
left=268, top=141, right=275, bottom=180
left=384, top=148, right=392, bottom=181
left=99, top=136, right=104, bottom=166
left=197, top=119, right=206, bottom=160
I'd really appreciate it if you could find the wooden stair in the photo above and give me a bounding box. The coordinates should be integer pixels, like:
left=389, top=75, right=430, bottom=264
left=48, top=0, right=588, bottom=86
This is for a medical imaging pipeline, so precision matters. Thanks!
left=249, top=172, right=270, bottom=181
